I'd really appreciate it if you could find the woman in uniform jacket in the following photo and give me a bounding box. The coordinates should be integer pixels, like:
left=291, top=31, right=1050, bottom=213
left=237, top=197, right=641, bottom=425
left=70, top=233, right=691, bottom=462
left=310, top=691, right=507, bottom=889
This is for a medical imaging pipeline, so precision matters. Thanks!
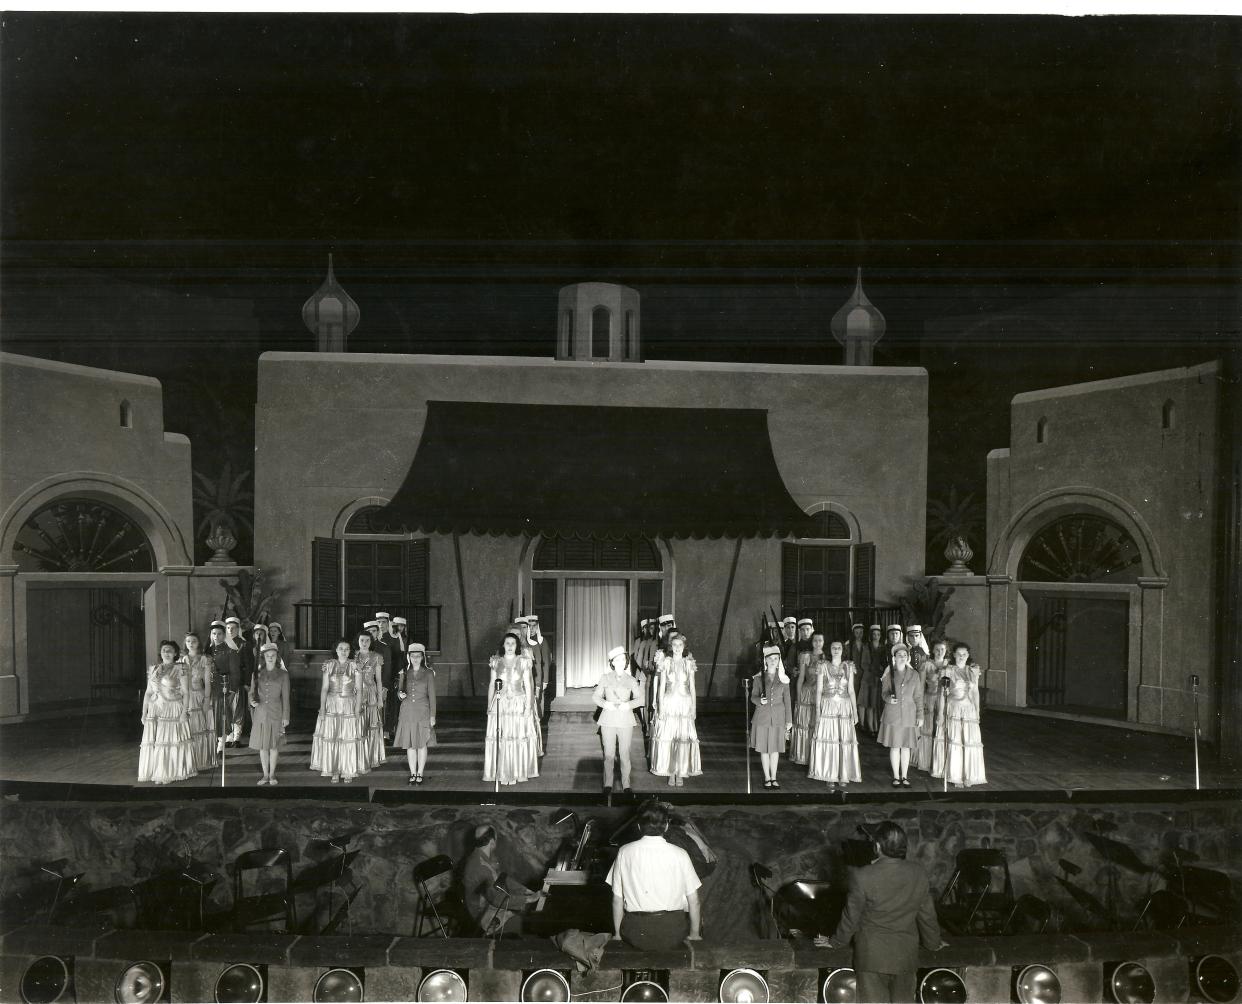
left=750, top=644, right=793, bottom=788
left=878, top=643, right=922, bottom=787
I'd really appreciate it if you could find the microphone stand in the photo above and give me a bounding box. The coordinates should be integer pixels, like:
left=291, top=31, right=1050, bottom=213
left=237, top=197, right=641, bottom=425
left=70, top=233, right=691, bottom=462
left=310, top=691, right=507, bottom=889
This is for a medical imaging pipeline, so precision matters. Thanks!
left=493, top=677, right=504, bottom=798
left=940, top=677, right=951, bottom=794
left=1191, top=674, right=1201, bottom=791
left=218, top=676, right=229, bottom=788
left=744, top=676, right=752, bottom=797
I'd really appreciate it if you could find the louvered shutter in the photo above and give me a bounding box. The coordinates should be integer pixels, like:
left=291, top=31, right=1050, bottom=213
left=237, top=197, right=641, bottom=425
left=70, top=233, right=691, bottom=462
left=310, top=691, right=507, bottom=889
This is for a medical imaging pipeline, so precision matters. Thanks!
left=781, top=542, right=800, bottom=614
left=311, top=537, right=341, bottom=649
left=853, top=542, right=876, bottom=614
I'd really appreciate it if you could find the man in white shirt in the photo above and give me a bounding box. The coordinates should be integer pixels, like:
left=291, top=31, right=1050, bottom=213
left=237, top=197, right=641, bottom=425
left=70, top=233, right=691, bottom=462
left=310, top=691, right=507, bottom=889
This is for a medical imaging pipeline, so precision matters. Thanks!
left=606, top=800, right=703, bottom=949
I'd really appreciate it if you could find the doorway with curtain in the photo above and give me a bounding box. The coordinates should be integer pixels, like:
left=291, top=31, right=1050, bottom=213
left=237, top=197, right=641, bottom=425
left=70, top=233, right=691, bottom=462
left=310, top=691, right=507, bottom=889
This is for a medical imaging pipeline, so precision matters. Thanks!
left=563, top=579, right=628, bottom=689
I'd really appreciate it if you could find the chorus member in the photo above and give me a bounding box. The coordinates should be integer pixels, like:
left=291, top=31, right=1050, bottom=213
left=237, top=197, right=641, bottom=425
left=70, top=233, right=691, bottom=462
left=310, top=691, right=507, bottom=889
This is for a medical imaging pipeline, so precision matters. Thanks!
left=527, top=614, right=552, bottom=732
left=266, top=621, right=294, bottom=670
left=365, top=617, right=393, bottom=741
left=650, top=632, right=702, bottom=786
left=808, top=639, right=862, bottom=789
left=138, top=640, right=197, bottom=784
left=631, top=618, right=659, bottom=733
left=223, top=616, right=252, bottom=746
left=355, top=630, right=386, bottom=768
left=310, top=639, right=366, bottom=783
left=656, top=614, right=677, bottom=655
left=396, top=643, right=437, bottom=784
left=595, top=646, right=643, bottom=795
left=932, top=643, right=987, bottom=787
left=915, top=640, right=949, bottom=772
left=376, top=611, right=400, bottom=733
left=461, top=825, right=535, bottom=936
left=789, top=630, right=826, bottom=765
left=847, top=623, right=867, bottom=697
left=905, top=624, right=931, bottom=669
left=387, top=616, right=408, bottom=737
left=751, top=645, right=793, bottom=788
left=606, top=800, right=703, bottom=950
left=210, top=620, right=242, bottom=749
left=878, top=644, right=922, bottom=787
left=778, top=616, right=798, bottom=681
left=249, top=642, right=290, bottom=785
left=484, top=632, right=539, bottom=785
left=858, top=625, right=885, bottom=735
left=249, top=623, right=270, bottom=671
left=818, top=821, right=944, bottom=1003
left=515, top=616, right=546, bottom=757
left=181, top=632, right=217, bottom=770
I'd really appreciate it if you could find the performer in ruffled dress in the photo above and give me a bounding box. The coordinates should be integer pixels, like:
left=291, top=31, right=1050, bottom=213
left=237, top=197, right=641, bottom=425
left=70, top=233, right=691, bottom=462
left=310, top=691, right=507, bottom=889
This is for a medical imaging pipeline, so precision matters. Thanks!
left=650, top=632, right=702, bottom=786
left=395, top=643, right=437, bottom=784
left=181, top=632, right=217, bottom=771
left=808, top=639, right=862, bottom=788
left=788, top=630, right=826, bottom=765
left=878, top=643, right=922, bottom=788
left=484, top=632, right=539, bottom=785
left=310, top=639, right=366, bottom=783
left=248, top=642, right=290, bottom=785
left=355, top=630, right=386, bottom=768
left=932, top=643, right=987, bottom=787
left=751, top=644, right=793, bottom=788
left=914, top=639, right=949, bottom=772
left=138, top=640, right=197, bottom=784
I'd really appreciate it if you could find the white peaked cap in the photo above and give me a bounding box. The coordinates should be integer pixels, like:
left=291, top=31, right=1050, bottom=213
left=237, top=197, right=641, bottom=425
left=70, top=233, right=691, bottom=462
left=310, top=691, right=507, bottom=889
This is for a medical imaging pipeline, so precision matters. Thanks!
left=607, top=645, right=627, bottom=662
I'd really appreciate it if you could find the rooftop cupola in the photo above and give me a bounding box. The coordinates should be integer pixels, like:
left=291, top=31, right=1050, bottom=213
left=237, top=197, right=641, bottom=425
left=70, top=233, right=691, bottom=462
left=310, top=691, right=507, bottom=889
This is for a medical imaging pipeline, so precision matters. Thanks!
left=302, top=254, right=361, bottom=353
left=830, top=268, right=886, bottom=366
left=557, top=283, right=642, bottom=362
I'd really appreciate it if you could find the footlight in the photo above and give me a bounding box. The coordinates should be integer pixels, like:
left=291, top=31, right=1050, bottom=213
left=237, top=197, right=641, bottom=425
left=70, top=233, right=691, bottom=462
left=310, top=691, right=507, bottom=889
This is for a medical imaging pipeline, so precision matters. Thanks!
left=621, top=970, right=668, bottom=1003
left=114, top=961, right=167, bottom=1004
left=1193, top=956, right=1240, bottom=1004
left=918, top=968, right=967, bottom=1004
left=520, top=969, right=570, bottom=1002
left=214, top=964, right=266, bottom=1004
left=820, top=967, right=857, bottom=1003
left=312, top=968, right=363, bottom=1003
left=1013, top=965, right=1061, bottom=1004
left=21, top=956, right=74, bottom=1004
left=417, top=969, right=467, bottom=1002
left=1105, top=962, right=1156, bottom=1004
left=719, top=968, right=769, bottom=1003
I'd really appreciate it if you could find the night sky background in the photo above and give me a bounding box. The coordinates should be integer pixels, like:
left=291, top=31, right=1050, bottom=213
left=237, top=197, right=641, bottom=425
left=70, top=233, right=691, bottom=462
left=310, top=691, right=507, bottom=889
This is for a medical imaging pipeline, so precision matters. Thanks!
left=2, top=14, right=1239, bottom=566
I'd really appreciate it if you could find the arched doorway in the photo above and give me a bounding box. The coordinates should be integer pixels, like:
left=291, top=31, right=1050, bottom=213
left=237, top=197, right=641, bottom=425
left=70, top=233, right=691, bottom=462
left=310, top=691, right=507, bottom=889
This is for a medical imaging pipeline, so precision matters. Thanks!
left=1019, top=514, right=1142, bottom=719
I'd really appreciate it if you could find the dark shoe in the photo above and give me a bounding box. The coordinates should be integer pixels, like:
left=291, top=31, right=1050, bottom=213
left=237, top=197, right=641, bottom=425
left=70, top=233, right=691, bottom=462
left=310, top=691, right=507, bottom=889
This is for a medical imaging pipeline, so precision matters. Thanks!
left=416, top=774, right=424, bottom=784
left=901, top=778, right=911, bottom=787
left=892, top=778, right=902, bottom=787
left=624, top=787, right=633, bottom=795
left=408, top=774, right=416, bottom=785
left=771, top=780, right=780, bottom=789
left=603, top=786, right=613, bottom=797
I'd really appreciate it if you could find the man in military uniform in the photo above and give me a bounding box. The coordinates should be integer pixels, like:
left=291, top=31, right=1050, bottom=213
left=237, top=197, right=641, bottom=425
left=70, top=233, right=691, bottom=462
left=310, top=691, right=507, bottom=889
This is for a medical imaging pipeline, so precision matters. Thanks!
left=212, top=619, right=244, bottom=748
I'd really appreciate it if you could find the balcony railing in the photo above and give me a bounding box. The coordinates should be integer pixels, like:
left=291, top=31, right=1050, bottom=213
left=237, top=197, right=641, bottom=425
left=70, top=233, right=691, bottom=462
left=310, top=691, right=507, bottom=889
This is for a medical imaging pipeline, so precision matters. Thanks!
left=293, top=602, right=442, bottom=652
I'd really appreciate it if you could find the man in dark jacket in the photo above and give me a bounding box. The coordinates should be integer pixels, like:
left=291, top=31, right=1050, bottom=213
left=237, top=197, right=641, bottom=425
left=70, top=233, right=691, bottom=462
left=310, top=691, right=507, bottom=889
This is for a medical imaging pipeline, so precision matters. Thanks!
left=819, top=820, right=945, bottom=1003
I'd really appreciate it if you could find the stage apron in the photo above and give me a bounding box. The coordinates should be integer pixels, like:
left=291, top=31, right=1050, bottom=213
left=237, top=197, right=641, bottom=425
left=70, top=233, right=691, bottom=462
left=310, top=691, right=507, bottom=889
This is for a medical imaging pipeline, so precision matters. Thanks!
left=562, top=578, right=628, bottom=688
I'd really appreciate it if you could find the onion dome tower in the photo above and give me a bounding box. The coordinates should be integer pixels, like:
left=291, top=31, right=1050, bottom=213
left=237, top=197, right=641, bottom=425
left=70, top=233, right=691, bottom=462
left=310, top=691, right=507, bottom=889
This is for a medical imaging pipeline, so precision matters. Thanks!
left=556, top=282, right=642, bottom=362
left=830, top=268, right=886, bottom=366
left=302, top=254, right=361, bottom=353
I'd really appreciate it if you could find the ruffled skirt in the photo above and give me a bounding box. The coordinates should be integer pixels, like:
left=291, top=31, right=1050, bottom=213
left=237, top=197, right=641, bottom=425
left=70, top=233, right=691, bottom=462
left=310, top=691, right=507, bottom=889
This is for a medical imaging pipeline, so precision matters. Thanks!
left=807, top=695, right=861, bottom=783
left=138, top=697, right=197, bottom=783
left=788, top=685, right=818, bottom=764
left=362, top=701, right=386, bottom=767
left=914, top=693, right=940, bottom=771
left=650, top=692, right=702, bottom=777
left=394, top=697, right=437, bottom=749
left=932, top=702, right=987, bottom=786
left=186, top=688, right=217, bottom=770
left=310, top=694, right=367, bottom=780
left=483, top=694, right=539, bottom=784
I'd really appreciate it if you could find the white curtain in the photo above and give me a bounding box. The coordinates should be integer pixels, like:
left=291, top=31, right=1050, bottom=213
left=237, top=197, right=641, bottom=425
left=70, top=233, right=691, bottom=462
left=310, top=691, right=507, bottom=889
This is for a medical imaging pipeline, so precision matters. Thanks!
left=563, top=579, right=628, bottom=688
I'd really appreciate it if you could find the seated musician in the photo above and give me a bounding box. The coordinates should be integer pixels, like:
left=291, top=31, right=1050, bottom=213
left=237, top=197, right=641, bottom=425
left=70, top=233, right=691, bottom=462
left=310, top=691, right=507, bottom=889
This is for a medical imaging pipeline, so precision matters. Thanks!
left=606, top=800, right=703, bottom=950
left=460, top=825, right=535, bottom=936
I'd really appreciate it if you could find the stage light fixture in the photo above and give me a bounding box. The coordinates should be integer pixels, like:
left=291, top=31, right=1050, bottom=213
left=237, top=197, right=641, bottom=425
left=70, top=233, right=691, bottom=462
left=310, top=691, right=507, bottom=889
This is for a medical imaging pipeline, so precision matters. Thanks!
left=214, top=964, right=266, bottom=1004
left=1106, top=962, right=1156, bottom=1004
left=312, top=968, right=363, bottom=1003
left=820, top=967, right=857, bottom=1003
left=918, top=968, right=968, bottom=1004
left=1193, top=956, right=1240, bottom=1004
left=520, top=969, right=570, bottom=1002
left=621, top=970, right=669, bottom=1003
left=417, top=969, right=468, bottom=1002
left=21, top=956, right=73, bottom=1004
left=1013, top=964, right=1061, bottom=1004
left=114, top=961, right=166, bottom=1004
left=719, top=968, right=769, bottom=1003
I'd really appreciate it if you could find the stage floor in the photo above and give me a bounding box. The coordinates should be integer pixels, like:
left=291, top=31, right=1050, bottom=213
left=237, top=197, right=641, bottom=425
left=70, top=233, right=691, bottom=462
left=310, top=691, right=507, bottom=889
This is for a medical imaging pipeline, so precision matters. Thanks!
left=1, top=690, right=1236, bottom=802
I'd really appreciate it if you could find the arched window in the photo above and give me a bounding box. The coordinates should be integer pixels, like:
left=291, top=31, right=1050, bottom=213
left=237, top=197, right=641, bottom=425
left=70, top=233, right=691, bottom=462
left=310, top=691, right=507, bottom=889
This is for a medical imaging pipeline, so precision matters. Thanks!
left=1162, top=399, right=1176, bottom=430
left=810, top=510, right=851, bottom=540
left=1036, top=417, right=1048, bottom=444
left=119, top=400, right=133, bottom=428
left=1018, top=513, right=1142, bottom=584
left=14, top=498, right=154, bottom=573
left=591, top=306, right=611, bottom=358
left=344, top=505, right=403, bottom=535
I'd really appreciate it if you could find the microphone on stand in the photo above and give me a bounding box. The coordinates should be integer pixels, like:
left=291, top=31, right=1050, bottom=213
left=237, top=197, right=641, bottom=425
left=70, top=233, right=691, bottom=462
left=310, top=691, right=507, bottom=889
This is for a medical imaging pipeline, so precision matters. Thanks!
left=1190, top=674, right=1201, bottom=790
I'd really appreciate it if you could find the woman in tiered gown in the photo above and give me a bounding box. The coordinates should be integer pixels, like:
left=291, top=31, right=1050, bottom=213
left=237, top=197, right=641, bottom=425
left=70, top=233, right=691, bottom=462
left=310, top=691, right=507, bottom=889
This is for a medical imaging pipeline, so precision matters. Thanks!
left=650, top=632, right=703, bottom=786
left=808, top=639, right=861, bottom=788
left=396, top=643, right=437, bottom=785
left=788, top=630, right=826, bottom=765
left=310, top=639, right=366, bottom=783
left=483, top=632, right=539, bottom=785
left=138, top=641, right=197, bottom=784
left=932, top=642, right=987, bottom=787
left=355, top=630, right=386, bottom=768
left=915, top=639, right=949, bottom=772
left=181, top=632, right=217, bottom=771
left=248, top=642, right=290, bottom=785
